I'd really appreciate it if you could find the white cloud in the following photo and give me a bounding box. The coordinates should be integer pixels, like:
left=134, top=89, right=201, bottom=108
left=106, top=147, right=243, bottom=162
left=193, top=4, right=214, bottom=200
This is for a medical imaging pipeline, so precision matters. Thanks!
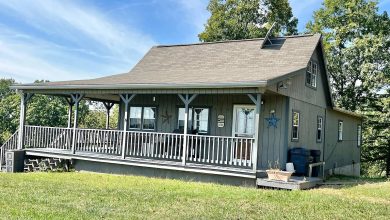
left=0, top=0, right=156, bottom=83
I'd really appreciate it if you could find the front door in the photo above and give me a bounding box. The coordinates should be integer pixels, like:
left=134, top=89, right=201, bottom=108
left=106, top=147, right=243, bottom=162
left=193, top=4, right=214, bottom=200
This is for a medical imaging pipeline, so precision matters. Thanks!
left=232, top=105, right=256, bottom=160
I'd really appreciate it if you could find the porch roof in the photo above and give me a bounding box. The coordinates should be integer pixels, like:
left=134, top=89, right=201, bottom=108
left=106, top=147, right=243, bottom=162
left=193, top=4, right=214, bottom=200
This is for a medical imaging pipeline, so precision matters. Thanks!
left=12, top=34, right=321, bottom=90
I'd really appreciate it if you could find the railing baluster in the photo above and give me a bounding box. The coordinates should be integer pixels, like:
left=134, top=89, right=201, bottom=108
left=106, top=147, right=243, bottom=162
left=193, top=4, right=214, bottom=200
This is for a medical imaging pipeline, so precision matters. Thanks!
left=207, top=137, right=211, bottom=163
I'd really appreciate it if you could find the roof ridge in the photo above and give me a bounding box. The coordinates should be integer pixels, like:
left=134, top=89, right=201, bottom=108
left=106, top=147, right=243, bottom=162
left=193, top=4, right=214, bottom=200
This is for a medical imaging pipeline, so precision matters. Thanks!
left=156, top=34, right=316, bottom=48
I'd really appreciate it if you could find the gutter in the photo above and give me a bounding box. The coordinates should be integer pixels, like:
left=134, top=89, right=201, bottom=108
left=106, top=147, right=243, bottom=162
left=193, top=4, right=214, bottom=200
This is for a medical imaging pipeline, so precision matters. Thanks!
left=10, top=81, right=268, bottom=90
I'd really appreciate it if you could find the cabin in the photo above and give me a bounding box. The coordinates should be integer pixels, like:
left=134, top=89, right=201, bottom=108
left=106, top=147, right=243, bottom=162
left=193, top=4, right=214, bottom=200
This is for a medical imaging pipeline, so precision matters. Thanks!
left=1, top=34, right=362, bottom=187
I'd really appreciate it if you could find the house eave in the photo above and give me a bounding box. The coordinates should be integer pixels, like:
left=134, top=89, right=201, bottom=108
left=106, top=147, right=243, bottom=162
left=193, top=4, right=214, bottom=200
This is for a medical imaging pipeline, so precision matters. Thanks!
left=10, top=81, right=268, bottom=91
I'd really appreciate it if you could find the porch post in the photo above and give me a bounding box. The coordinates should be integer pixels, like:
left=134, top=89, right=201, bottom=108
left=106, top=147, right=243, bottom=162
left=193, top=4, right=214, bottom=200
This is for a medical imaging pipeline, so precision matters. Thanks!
left=248, top=93, right=262, bottom=174
left=17, top=92, right=33, bottom=150
left=103, top=102, right=114, bottom=129
left=65, top=98, right=74, bottom=128
left=178, top=94, right=198, bottom=166
left=70, top=94, right=84, bottom=154
left=119, top=94, right=136, bottom=159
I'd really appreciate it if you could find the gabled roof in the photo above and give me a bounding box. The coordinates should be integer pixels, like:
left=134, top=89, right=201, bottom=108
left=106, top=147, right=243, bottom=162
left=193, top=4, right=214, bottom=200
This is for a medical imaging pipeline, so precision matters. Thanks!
left=12, top=34, right=322, bottom=90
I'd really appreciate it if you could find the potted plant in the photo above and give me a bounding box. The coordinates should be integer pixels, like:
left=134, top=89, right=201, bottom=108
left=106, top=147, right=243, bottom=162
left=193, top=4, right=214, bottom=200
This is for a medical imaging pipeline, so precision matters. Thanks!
left=266, top=160, right=294, bottom=182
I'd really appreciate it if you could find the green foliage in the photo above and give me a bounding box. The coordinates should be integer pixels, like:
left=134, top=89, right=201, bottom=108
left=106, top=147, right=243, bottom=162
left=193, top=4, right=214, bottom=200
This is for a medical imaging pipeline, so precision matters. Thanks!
left=199, top=0, right=298, bottom=42
left=79, top=102, right=119, bottom=129
left=306, top=0, right=390, bottom=176
left=0, top=78, right=89, bottom=145
left=306, top=0, right=390, bottom=110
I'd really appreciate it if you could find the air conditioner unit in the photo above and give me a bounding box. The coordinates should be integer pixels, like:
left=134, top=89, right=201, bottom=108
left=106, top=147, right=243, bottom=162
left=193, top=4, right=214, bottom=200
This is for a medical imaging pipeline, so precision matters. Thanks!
left=5, top=150, right=25, bottom=173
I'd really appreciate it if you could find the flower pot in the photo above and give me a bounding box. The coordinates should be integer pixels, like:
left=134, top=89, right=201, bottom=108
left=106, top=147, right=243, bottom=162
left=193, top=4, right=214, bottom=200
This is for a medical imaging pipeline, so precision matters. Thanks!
left=266, top=170, right=293, bottom=182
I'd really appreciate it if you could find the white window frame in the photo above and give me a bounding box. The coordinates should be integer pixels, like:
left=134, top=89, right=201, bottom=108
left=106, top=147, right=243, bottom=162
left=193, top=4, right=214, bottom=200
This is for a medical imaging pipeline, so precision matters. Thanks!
left=292, top=111, right=300, bottom=141
left=306, top=60, right=318, bottom=89
left=129, top=106, right=157, bottom=131
left=317, top=116, right=323, bottom=142
left=177, top=107, right=209, bottom=134
left=338, top=120, right=343, bottom=141
left=193, top=108, right=209, bottom=134
left=142, top=107, right=157, bottom=131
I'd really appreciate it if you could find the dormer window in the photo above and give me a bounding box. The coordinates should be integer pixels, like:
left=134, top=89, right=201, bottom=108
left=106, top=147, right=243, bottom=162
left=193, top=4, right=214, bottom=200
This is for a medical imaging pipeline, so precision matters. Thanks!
left=306, top=60, right=318, bottom=89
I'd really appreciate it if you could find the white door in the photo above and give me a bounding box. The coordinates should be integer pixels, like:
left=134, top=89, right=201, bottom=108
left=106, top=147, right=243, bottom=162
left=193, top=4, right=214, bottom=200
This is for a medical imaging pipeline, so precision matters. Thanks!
left=232, top=105, right=256, bottom=138
left=232, top=105, right=256, bottom=161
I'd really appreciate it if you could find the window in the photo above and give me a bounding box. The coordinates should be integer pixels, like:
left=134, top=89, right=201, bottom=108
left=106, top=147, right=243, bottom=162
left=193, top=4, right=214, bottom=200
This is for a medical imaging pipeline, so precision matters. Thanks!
left=142, top=107, right=156, bottom=130
left=338, top=120, right=343, bottom=141
left=129, top=107, right=142, bottom=129
left=177, top=107, right=209, bottom=134
left=357, top=125, right=362, bottom=147
left=317, top=116, right=323, bottom=142
left=178, top=108, right=193, bottom=131
left=193, top=108, right=209, bottom=133
left=306, top=60, right=318, bottom=88
left=292, top=111, right=300, bottom=141
left=129, top=107, right=156, bottom=130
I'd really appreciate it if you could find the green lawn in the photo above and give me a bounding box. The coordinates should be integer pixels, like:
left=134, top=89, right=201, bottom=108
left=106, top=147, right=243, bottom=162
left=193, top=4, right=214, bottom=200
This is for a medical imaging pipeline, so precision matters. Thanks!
left=0, top=173, right=389, bottom=219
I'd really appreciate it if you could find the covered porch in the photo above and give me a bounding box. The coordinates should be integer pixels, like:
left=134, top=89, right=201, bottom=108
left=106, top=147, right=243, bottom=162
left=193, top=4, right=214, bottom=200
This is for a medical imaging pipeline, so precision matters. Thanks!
left=2, top=88, right=266, bottom=180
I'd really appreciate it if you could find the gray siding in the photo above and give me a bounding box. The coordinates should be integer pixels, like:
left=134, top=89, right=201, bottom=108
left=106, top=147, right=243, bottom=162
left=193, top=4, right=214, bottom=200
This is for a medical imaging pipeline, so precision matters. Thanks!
left=117, top=94, right=288, bottom=169
left=118, top=94, right=254, bottom=136
left=258, top=95, right=289, bottom=169
left=288, top=98, right=326, bottom=153
left=324, top=109, right=361, bottom=171
left=267, top=47, right=329, bottom=108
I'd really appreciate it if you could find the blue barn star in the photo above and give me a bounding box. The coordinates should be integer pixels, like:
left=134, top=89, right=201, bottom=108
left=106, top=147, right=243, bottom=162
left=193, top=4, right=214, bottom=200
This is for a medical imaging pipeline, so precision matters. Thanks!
left=265, top=113, right=280, bottom=128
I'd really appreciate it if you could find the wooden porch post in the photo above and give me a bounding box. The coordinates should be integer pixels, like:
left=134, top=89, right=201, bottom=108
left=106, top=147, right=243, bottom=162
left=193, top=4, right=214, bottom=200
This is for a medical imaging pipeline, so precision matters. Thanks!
left=119, top=94, right=136, bottom=159
left=103, top=102, right=114, bottom=129
left=178, top=94, right=198, bottom=166
left=65, top=98, right=74, bottom=128
left=17, top=92, right=33, bottom=150
left=70, top=94, right=84, bottom=154
left=248, top=93, right=262, bottom=174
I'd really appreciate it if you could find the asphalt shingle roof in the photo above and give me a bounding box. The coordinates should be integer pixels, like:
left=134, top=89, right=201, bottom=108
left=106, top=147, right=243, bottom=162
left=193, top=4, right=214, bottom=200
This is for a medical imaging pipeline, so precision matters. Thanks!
left=13, top=34, right=321, bottom=89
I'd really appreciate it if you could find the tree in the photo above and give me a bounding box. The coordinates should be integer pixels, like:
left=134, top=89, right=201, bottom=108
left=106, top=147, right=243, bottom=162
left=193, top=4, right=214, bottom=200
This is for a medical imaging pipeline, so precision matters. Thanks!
left=306, top=0, right=390, bottom=176
left=79, top=101, right=119, bottom=130
left=361, top=94, right=390, bottom=176
left=0, top=78, right=89, bottom=145
left=199, top=0, right=298, bottom=42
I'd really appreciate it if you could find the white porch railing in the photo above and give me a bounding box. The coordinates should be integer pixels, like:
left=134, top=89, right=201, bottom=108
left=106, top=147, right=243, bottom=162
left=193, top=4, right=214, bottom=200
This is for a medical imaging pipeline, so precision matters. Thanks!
left=75, top=128, right=124, bottom=155
left=24, top=126, right=73, bottom=150
left=186, top=134, right=254, bottom=167
left=21, top=125, right=255, bottom=169
left=124, top=131, right=184, bottom=161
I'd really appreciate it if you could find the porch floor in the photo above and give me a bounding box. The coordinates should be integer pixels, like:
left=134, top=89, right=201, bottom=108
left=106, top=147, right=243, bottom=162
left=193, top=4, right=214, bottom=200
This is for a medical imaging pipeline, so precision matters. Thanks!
left=24, top=148, right=257, bottom=179
left=256, top=176, right=323, bottom=190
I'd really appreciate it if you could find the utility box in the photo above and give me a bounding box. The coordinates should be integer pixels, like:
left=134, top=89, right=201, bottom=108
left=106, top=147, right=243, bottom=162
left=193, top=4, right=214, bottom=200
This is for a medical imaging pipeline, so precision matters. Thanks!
left=5, top=150, right=25, bottom=173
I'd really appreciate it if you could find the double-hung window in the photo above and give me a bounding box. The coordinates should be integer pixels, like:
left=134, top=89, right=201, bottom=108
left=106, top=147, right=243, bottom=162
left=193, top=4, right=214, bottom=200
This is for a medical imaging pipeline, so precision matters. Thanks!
left=292, top=111, right=300, bottom=141
left=317, top=116, right=323, bottom=142
left=129, top=107, right=156, bottom=131
left=177, top=107, right=209, bottom=134
left=338, top=120, right=343, bottom=141
left=306, top=60, right=318, bottom=88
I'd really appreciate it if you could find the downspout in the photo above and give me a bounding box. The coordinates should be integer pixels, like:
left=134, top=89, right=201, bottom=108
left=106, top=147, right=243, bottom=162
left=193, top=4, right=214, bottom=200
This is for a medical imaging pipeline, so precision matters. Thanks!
left=323, top=109, right=327, bottom=172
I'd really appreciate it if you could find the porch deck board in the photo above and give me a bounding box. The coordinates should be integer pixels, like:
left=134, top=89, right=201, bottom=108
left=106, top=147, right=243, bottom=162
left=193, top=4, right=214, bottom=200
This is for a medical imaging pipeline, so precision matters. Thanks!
left=256, top=176, right=323, bottom=190
left=24, top=148, right=256, bottom=179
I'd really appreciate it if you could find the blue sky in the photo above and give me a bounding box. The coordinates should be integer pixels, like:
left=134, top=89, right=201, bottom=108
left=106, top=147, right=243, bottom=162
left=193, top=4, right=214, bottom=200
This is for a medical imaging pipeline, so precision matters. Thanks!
left=0, top=0, right=389, bottom=83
